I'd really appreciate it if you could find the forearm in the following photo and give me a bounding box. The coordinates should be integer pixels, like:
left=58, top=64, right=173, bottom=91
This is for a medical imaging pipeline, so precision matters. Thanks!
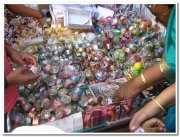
left=155, top=83, right=175, bottom=107
left=131, top=63, right=165, bottom=95
left=6, top=4, right=43, bottom=19
left=132, top=83, right=175, bottom=125
left=5, top=44, right=14, bottom=58
left=143, top=83, right=175, bottom=117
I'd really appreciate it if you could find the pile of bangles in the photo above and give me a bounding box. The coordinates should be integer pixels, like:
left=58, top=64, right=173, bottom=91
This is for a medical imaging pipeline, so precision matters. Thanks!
left=9, top=7, right=166, bottom=130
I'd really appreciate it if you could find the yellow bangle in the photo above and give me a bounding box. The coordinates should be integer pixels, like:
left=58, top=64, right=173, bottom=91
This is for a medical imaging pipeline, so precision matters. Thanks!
left=152, top=97, right=166, bottom=113
left=159, top=60, right=169, bottom=73
left=140, top=73, right=146, bottom=84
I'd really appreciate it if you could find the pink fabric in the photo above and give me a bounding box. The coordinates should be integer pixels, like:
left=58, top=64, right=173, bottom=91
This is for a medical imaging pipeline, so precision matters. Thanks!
left=4, top=51, right=18, bottom=113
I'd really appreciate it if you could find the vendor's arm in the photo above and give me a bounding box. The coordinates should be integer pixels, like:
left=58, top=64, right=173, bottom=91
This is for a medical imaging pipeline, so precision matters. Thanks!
left=5, top=43, right=37, bottom=66
left=113, top=63, right=165, bottom=101
left=5, top=4, right=43, bottom=19
left=129, top=83, right=175, bottom=132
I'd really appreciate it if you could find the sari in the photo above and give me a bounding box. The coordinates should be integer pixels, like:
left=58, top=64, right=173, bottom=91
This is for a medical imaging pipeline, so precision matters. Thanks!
left=160, top=5, right=176, bottom=83
left=159, top=5, right=176, bottom=132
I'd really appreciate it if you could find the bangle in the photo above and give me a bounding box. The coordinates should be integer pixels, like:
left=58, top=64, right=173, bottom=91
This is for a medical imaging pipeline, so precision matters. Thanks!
left=159, top=60, right=169, bottom=73
left=140, top=73, right=146, bottom=84
left=151, top=97, right=166, bottom=113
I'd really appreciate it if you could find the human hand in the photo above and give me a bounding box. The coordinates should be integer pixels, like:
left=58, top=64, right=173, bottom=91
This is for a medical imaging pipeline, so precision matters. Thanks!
left=9, top=49, right=37, bottom=66
left=37, top=17, right=45, bottom=27
left=112, top=80, right=139, bottom=102
left=129, top=100, right=163, bottom=132
left=6, top=66, right=40, bottom=85
left=140, top=118, right=166, bottom=132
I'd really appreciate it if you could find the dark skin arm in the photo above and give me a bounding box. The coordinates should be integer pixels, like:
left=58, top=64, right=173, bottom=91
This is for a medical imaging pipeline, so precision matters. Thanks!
left=5, top=44, right=39, bottom=86
left=113, top=63, right=165, bottom=101
left=5, top=4, right=45, bottom=26
left=5, top=43, right=37, bottom=66
left=6, top=4, right=43, bottom=19
left=141, top=118, right=166, bottom=132
left=129, top=83, right=175, bottom=132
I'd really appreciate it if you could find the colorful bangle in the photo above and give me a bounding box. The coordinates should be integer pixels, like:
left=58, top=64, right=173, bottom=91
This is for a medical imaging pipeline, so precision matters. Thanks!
left=140, top=73, right=146, bottom=84
left=151, top=97, right=166, bottom=113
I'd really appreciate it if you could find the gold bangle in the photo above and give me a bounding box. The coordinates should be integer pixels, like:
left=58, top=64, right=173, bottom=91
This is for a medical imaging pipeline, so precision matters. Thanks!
left=151, top=97, right=166, bottom=113
left=140, top=73, right=146, bottom=84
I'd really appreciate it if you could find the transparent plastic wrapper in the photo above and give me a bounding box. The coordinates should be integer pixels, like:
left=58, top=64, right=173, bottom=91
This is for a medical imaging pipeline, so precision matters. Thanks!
left=89, top=78, right=127, bottom=105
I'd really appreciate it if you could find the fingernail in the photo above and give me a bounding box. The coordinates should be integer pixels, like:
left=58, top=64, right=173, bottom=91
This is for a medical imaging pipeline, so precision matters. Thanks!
left=130, top=125, right=136, bottom=131
left=160, top=127, right=163, bottom=131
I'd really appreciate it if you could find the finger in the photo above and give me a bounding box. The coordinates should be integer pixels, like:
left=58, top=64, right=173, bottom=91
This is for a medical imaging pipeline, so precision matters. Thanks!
left=24, top=55, right=37, bottom=66
left=129, top=112, right=145, bottom=132
left=149, top=118, right=165, bottom=128
left=26, top=78, right=38, bottom=84
left=27, top=55, right=37, bottom=66
left=25, top=74, right=40, bottom=83
left=156, top=119, right=165, bottom=128
left=148, top=127, right=166, bottom=132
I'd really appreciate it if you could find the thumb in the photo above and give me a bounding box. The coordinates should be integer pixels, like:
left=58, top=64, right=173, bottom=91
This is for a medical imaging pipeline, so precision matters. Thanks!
left=148, top=127, right=166, bottom=132
left=129, top=113, right=143, bottom=132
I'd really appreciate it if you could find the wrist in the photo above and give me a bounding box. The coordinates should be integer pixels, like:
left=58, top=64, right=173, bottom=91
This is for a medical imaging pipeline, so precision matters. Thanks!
left=130, top=76, right=144, bottom=94
left=133, top=73, right=149, bottom=91
left=148, top=99, right=163, bottom=116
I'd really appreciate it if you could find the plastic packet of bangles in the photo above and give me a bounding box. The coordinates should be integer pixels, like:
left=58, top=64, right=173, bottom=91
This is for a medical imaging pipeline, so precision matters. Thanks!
left=23, top=36, right=45, bottom=46
left=89, top=78, right=127, bottom=105
left=82, top=98, right=147, bottom=129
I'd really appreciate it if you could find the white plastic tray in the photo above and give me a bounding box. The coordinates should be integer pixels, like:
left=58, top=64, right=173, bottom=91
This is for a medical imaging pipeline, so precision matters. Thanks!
left=64, top=8, right=92, bottom=30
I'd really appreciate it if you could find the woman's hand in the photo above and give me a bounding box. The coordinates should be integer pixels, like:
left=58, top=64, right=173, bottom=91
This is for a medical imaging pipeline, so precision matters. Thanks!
left=37, top=17, right=45, bottom=27
left=129, top=100, right=163, bottom=132
left=6, top=66, right=40, bottom=85
left=5, top=44, right=37, bottom=66
left=112, top=63, right=166, bottom=102
left=9, top=49, right=36, bottom=66
left=13, top=51, right=37, bottom=66
left=141, top=118, right=166, bottom=132
left=112, top=79, right=141, bottom=102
